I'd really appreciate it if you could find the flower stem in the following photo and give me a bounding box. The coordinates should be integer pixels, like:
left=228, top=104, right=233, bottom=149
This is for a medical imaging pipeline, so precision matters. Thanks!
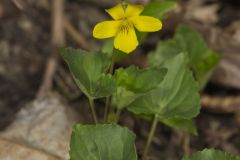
left=103, top=59, right=115, bottom=122
left=88, top=98, right=98, bottom=124
left=142, top=114, right=159, bottom=160
left=104, top=96, right=110, bottom=122
left=115, top=108, right=122, bottom=123
left=121, top=0, right=127, bottom=10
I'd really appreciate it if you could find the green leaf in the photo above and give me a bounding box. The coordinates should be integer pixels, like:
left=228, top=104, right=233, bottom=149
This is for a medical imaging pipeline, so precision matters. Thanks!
left=111, top=87, right=138, bottom=110
left=148, top=24, right=220, bottom=89
left=148, top=39, right=182, bottom=66
left=142, top=0, right=177, bottom=20
left=93, top=74, right=116, bottom=98
left=61, top=48, right=116, bottom=99
left=182, top=149, right=240, bottom=160
left=70, top=124, right=137, bottom=160
left=112, top=66, right=167, bottom=109
left=174, top=25, right=220, bottom=72
left=128, top=53, right=201, bottom=119
left=160, top=118, right=197, bottom=135
left=115, top=66, right=167, bottom=93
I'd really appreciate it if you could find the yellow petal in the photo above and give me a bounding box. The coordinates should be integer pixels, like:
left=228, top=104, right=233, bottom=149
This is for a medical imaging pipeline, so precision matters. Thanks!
left=125, top=4, right=144, bottom=17
left=106, top=4, right=125, bottom=20
left=114, top=26, right=138, bottom=54
left=131, top=16, right=162, bottom=32
left=93, top=21, right=121, bottom=39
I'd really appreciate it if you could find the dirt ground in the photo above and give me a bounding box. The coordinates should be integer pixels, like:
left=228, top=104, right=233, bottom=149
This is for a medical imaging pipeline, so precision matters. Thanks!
left=0, top=0, right=240, bottom=159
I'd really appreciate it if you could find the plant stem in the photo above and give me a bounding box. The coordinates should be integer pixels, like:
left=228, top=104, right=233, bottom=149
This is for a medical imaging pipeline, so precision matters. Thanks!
left=103, top=59, right=115, bottom=122
left=88, top=98, right=98, bottom=124
left=142, top=114, right=159, bottom=160
left=115, top=108, right=122, bottom=123
left=104, top=97, right=110, bottom=122
left=121, top=0, right=127, bottom=10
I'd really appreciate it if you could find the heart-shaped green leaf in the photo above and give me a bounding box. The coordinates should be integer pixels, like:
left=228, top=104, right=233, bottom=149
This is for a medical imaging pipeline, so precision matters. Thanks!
left=115, top=66, right=167, bottom=93
left=70, top=124, right=137, bottom=160
left=112, top=66, right=167, bottom=109
left=111, top=87, right=138, bottom=110
left=148, top=24, right=220, bottom=89
left=182, top=149, right=240, bottom=160
left=128, top=53, right=201, bottom=119
left=61, top=48, right=116, bottom=99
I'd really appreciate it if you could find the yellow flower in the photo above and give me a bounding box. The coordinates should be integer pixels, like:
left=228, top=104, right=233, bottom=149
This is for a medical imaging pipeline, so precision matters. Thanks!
left=93, top=3, right=162, bottom=54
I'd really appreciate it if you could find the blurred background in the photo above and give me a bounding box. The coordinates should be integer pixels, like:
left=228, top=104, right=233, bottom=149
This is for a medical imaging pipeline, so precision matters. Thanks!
left=0, top=0, right=239, bottom=160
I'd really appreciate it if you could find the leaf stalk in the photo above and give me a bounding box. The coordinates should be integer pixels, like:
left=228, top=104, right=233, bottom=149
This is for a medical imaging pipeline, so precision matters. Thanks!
left=103, top=59, right=115, bottom=122
left=143, top=114, right=159, bottom=160
left=88, top=98, right=98, bottom=124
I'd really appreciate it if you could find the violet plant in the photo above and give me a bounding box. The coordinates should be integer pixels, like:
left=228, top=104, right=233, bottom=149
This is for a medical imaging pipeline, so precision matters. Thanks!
left=60, top=0, right=238, bottom=160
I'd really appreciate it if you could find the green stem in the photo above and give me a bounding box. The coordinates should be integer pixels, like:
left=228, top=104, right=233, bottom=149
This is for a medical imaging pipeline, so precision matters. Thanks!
left=115, top=108, right=122, bottom=123
left=121, top=0, right=127, bottom=10
left=88, top=98, right=98, bottom=124
left=109, top=58, right=115, bottom=74
left=142, top=114, right=159, bottom=160
left=104, top=59, right=115, bottom=122
left=104, top=96, right=110, bottom=122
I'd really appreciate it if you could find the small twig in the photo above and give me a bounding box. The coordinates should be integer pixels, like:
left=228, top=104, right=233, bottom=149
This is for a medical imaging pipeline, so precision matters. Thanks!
left=11, top=0, right=25, bottom=10
left=38, top=0, right=91, bottom=50
left=201, top=94, right=240, bottom=113
left=64, top=18, right=91, bottom=51
left=37, top=0, right=65, bottom=97
left=52, top=0, right=65, bottom=46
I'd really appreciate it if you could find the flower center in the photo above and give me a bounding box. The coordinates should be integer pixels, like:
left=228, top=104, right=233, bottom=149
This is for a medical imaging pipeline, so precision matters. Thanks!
left=119, top=20, right=132, bottom=34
